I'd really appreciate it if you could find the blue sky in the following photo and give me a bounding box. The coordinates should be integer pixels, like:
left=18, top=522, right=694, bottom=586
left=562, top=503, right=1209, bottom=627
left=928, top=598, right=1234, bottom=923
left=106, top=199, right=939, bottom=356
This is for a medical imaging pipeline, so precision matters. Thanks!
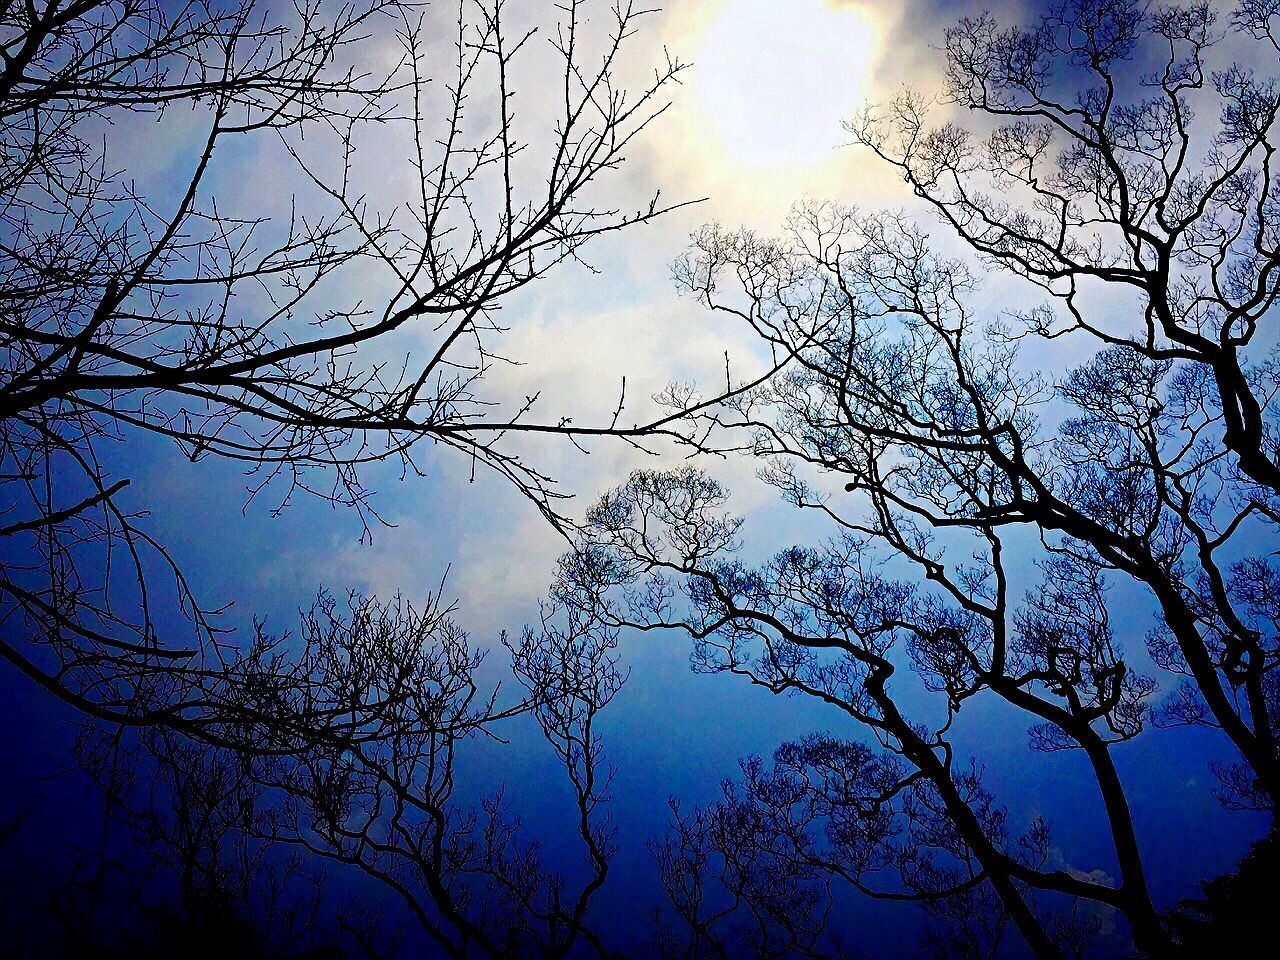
left=2, top=0, right=1276, bottom=955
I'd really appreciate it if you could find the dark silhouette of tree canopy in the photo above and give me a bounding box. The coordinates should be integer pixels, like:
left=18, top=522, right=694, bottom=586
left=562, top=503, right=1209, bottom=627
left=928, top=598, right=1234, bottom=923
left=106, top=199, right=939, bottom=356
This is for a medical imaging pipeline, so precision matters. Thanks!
left=1163, top=830, right=1278, bottom=957
left=0, top=0, right=707, bottom=742
left=54, top=724, right=339, bottom=959
left=543, top=1, right=1280, bottom=957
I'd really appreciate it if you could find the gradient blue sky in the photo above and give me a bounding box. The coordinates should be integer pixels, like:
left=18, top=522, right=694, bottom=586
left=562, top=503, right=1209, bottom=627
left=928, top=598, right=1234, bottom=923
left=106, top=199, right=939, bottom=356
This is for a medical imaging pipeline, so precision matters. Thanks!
left=1, top=1, right=1273, bottom=956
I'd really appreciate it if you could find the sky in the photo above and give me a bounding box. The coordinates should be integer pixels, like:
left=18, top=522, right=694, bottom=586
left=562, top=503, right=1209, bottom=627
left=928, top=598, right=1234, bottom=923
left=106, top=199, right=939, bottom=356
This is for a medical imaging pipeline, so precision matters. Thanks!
left=1, top=1, right=1274, bottom=957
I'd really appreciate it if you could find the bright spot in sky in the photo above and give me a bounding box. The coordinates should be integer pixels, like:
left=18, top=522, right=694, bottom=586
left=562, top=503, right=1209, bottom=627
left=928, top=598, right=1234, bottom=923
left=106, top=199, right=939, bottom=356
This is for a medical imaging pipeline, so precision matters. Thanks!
left=691, top=0, right=881, bottom=168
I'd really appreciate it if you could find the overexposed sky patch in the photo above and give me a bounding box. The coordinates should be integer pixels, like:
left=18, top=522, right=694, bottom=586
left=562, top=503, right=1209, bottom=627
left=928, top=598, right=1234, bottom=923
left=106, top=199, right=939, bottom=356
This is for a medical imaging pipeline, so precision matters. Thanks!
left=649, top=0, right=917, bottom=223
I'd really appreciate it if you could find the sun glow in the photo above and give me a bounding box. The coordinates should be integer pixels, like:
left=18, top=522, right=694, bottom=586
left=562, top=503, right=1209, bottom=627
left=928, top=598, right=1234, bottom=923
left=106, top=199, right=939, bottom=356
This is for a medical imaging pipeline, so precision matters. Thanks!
left=686, top=0, right=881, bottom=169
left=649, top=0, right=895, bottom=221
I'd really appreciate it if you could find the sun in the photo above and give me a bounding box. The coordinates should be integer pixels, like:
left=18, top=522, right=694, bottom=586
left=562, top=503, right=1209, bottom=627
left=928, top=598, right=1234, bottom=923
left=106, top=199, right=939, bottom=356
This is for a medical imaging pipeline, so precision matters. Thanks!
left=687, top=0, right=882, bottom=169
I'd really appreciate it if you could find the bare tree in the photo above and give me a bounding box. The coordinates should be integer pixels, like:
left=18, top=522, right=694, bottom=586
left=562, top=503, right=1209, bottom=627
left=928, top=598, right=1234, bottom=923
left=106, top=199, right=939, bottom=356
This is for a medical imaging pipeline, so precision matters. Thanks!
left=57, top=723, right=335, bottom=958
left=551, top=463, right=1137, bottom=958
left=542, top=4, right=1280, bottom=952
left=57, top=583, right=627, bottom=958
left=0, top=0, right=702, bottom=740
left=846, top=0, right=1280, bottom=810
